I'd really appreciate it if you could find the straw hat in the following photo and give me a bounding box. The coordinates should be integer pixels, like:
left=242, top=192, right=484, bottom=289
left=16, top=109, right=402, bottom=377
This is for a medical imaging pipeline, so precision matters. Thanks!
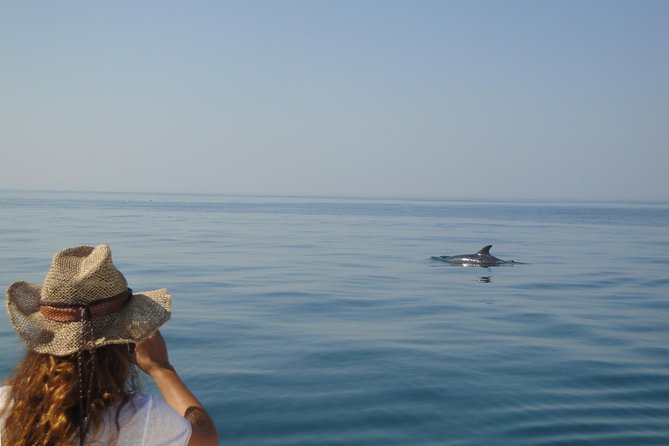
left=6, top=244, right=172, bottom=356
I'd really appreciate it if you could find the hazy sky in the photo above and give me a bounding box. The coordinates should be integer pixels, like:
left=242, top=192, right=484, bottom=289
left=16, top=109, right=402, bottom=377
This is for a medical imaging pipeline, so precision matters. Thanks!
left=1, top=1, right=667, bottom=201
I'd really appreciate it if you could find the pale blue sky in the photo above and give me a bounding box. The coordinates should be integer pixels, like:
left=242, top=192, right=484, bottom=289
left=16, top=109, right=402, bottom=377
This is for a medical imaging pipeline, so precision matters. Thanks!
left=1, top=1, right=667, bottom=201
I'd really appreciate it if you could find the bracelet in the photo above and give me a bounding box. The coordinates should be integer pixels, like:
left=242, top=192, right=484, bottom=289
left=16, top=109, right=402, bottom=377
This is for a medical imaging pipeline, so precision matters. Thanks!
left=184, top=406, right=214, bottom=430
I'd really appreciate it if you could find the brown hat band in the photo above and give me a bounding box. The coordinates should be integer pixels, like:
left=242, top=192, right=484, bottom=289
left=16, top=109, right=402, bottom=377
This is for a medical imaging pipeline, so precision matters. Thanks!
left=39, top=289, right=133, bottom=322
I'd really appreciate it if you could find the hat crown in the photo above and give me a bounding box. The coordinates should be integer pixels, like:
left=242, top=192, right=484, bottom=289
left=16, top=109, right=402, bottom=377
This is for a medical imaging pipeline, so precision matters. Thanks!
left=41, top=244, right=128, bottom=305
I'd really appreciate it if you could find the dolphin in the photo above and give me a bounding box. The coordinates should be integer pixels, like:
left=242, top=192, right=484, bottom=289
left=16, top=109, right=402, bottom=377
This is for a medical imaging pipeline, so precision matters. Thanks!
left=434, top=245, right=516, bottom=267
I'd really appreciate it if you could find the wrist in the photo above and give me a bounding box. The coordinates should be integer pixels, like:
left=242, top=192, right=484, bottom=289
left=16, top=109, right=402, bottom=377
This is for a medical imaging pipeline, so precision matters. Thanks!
left=146, top=362, right=177, bottom=380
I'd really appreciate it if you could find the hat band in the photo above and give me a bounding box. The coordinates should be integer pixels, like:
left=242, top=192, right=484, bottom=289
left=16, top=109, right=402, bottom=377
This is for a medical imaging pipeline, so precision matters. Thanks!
left=39, top=289, right=133, bottom=322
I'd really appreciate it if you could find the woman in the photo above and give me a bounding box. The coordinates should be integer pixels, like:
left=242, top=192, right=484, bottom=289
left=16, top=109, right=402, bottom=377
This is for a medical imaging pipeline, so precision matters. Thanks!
left=1, top=244, right=219, bottom=446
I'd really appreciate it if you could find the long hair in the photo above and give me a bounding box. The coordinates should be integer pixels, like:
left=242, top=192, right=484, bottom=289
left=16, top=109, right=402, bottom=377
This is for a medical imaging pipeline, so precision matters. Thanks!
left=1, top=344, right=139, bottom=446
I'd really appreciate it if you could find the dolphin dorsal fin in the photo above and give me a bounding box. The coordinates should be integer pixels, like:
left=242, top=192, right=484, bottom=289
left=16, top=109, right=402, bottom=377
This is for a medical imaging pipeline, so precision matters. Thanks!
left=477, top=245, right=493, bottom=255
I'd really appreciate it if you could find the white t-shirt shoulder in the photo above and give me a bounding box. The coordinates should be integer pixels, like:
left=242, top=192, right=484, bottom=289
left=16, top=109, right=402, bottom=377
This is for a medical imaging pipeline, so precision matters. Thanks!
left=0, top=385, right=8, bottom=446
left=0, top=386, right=192, bottom=446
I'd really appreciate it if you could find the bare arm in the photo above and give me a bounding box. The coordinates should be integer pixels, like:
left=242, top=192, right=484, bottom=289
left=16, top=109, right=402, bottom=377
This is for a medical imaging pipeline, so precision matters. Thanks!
left=134, top=331, right=219, bottom=446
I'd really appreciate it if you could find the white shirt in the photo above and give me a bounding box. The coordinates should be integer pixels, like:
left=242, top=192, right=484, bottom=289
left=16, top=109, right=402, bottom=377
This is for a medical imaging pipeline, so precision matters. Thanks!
left=0, top=386, right=192, bottom=446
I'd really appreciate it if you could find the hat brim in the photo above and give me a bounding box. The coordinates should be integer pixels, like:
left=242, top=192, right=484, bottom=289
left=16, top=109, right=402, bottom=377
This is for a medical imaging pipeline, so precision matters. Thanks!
left=6, top=281, right=172, bottom=356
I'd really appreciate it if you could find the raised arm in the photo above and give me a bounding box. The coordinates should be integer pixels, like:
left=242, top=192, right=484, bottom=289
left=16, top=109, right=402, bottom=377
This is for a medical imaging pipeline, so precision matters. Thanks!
left=134, top=331, right=219, bottom=446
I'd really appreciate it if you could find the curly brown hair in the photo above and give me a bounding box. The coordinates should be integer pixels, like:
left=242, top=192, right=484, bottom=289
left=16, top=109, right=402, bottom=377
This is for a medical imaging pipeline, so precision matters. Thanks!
left=1, top=344, right=139, bottom=446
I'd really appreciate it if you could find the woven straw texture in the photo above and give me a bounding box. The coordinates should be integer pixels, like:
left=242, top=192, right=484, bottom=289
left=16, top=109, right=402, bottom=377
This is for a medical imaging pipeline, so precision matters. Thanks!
left=6, top=244, right=171, bottom=356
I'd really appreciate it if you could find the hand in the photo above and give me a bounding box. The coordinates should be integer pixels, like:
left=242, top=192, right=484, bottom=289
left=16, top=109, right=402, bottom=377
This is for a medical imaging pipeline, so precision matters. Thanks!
left=133, top=330, right=174, bottom=377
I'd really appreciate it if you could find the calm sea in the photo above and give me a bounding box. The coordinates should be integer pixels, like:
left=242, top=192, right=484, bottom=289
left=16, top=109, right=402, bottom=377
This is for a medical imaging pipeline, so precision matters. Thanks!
left=1, top=190, right=668, bottom=445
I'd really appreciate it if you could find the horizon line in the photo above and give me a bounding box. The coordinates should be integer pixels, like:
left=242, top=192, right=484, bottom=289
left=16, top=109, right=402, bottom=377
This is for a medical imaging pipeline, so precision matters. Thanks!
left=1, top=187, right=667, bottom=206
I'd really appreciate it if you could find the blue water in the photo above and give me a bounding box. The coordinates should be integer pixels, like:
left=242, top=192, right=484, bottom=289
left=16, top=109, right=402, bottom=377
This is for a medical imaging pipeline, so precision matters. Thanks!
left=1, top=190, right=668, bottom=445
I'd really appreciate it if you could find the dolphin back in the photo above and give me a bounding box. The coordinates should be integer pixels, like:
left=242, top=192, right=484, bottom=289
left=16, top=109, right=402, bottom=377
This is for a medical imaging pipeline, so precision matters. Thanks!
left=432, top=244, right=522, bottom=267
